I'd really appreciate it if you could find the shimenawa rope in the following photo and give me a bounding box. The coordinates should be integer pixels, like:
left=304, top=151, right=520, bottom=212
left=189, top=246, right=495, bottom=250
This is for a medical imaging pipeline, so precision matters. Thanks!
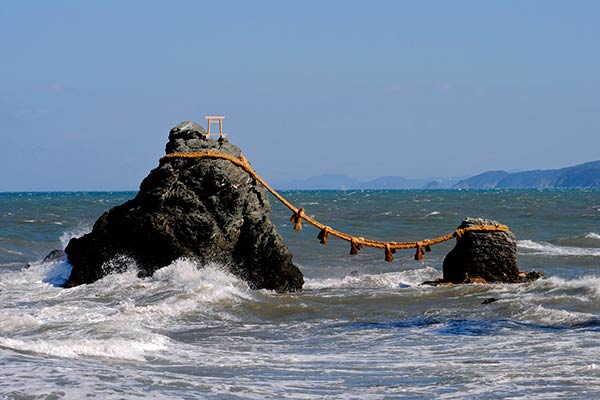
left=161, top=151, right=509, bottom=261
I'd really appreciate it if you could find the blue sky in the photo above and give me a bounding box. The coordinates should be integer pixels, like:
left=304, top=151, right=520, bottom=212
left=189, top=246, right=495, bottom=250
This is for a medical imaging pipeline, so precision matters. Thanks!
left=1, top=1, right=599, bottom=190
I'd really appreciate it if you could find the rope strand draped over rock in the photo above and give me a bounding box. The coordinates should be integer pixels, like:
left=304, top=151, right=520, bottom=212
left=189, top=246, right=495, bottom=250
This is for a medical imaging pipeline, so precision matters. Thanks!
left=161, top=151, right=510, bottom=261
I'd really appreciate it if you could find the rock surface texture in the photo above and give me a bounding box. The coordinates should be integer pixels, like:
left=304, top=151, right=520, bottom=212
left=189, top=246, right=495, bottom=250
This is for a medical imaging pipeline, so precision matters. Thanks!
left=65, top=121, right=304, bottom=292
left=426, top=217, right=542, bottom=285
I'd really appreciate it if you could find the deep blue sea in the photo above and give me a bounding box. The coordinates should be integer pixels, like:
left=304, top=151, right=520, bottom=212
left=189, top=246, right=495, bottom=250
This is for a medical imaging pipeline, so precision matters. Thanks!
left=1, top=190, right=600, bottom=399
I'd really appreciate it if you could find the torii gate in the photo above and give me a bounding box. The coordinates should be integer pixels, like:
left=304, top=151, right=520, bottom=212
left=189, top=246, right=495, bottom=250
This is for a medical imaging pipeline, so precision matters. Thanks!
left=204, top=116, right=226, bottom=139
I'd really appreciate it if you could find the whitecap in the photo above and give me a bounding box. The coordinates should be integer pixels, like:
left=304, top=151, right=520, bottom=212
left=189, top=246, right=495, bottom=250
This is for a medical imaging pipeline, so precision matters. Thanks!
left=0, top=313, right=41, bottom=334
left=373, top=211, right=393, bottom=216
left=518, top=240, right=600, bottom=256
left=425, top=211, right=441, bottom=217
left=304, top=267, right=440, bottom=290
left=514, top=304, right=598, bottom=328
left=0, top=247, right=24, bottom=256
left=0, top=334, right=170, bottom=361
left=42, top=260, right=73, bottom=287
left=150, top=259, right=253, bottom=303
left=530, top=275, right=600, bottom=298
left=60, top=225, right=92, bottom=249
left=585, top=232, right=600, bottom=240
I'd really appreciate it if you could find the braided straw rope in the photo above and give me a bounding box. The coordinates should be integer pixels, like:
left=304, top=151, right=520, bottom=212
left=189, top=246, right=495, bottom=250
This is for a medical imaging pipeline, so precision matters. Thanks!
left=161, top=151, right=509, bottom=261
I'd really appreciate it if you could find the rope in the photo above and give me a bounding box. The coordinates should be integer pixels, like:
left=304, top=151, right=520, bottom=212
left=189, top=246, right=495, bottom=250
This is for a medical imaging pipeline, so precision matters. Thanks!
left=161, top=151, right=509, bottom=261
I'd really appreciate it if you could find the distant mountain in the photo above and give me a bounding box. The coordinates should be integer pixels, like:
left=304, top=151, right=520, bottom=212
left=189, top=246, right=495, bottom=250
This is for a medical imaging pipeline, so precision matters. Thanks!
left=275, top=174, right=360, bottom=190
left=275, top=160, right=600, bottom=190
left=453, top=161, right=600, bottom=189
left=357, top=176, right=430, bottom=190
left=275, top=174, right=460, bottom=190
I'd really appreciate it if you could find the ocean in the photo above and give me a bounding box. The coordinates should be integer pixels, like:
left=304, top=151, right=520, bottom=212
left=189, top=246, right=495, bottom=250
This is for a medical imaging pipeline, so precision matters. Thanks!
left=1, top=190, right=600, bottom=399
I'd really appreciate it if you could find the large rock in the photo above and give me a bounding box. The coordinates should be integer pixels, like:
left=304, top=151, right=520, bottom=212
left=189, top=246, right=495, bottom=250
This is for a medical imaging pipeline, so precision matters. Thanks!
left=427, top=217, right=542, bottom=285
left=64, top=121, right=304, bottom=292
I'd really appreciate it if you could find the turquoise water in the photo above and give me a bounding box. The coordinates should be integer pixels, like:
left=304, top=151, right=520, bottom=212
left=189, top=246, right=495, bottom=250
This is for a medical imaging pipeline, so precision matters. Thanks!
left=1, top=190, right=600, bottom=399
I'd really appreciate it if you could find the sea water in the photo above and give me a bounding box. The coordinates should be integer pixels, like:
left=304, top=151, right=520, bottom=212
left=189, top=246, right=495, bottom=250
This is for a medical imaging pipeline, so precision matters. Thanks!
left=1, top=190, right=599, bottom=399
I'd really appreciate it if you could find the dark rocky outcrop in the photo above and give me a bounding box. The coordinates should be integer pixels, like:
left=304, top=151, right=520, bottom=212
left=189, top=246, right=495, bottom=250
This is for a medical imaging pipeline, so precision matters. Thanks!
left=43, top=249, right=66, bottom=263
left=64, top=121, right=303, bottom=292
left=424, top=217, right=543, bottom=285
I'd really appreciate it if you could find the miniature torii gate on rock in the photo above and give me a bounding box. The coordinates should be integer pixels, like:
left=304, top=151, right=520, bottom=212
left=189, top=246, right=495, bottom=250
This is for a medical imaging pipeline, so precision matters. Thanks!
left=204, top=116, right=226, bottom=139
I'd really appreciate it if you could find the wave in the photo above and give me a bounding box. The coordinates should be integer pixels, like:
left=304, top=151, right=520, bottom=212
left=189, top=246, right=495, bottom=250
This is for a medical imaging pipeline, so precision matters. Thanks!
left=304, top=267, right=440, bottom=290
left=0, top=334, right=170, bottom=361
left=528, top=275, right=600, bottom=298
left=585, top=232, right=600, bottom=240
left=513, top=304, right=599, bottom=328
left=42, top=260, right=73, bottom=287
left=59, top=225, right=92, bottom=249
left=0, top=258, right=253, bottom=361
left=425, top=211, right=441, bottom=217
left=518, top=240, right=600, bottom=256
left=149, top=259, right=254, bottom=303
left=0, top=247, right=24, bottom=256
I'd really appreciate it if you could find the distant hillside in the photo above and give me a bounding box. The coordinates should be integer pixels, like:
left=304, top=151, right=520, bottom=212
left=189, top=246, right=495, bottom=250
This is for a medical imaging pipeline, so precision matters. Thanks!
left=454, top=161, right=600, bottom=189
left=275, top=174, right=360, bottom=190
left=356, top=176, right=430, bottom=190
left=276, top=174, right=459, bottom=190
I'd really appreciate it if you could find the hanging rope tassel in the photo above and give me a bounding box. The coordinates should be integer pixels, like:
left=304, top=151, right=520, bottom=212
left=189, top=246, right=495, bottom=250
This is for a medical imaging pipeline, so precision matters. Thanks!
left=414, top=242, right=425, bottom=260
left=350, top=238, right=364, bottom=255
left=290, top=208, right=304, bottom=231
left=384, top=243, right=396, bottom=262
left=317, top=226, right=330, bottom=244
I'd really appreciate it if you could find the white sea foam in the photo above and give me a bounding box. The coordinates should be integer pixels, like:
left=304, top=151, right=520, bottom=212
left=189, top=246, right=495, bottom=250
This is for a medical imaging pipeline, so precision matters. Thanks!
left=0, top=334, right=170, bottom=361
left=42, top=260, right=73, bottom=287
left=425, top=211, right=441, bottom=217
left=59, top=225, right=92, bottom=249
left=514, top=304, right=598, bottom=327
left=150, top=259, right=253, bottom=302
left=62, top=258, right=254, bottom=328
left=0, top=247, right=24, bottom=256
left=305, top=267, right=440, bottom=290
left=0, top=312, right=41, bottom=334
left=585, top=232, right=600, bottom=240
left=518, top=240, right=600, bottom=256
left=530, top=275, right=600, bottom=298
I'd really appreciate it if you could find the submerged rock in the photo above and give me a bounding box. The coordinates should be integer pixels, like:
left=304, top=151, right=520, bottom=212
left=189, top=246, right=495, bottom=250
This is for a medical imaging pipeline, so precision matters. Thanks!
left=64, top=121, right=303, bottom=292
left=424, top=217, right=542, bottom=285
left=43, top=249, right=66, bottom=263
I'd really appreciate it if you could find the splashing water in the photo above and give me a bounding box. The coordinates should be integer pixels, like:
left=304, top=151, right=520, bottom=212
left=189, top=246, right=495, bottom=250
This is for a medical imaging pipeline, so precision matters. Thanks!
left=1, top=190, right=600, bottom=398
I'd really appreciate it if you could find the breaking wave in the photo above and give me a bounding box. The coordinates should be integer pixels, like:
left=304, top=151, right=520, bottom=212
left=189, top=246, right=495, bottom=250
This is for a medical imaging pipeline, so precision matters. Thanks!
left=0, top=258, right=253, bottom=362
left=59, top=225, right=92, bottom=249
left=585, top=232, right=600, bottom=240
left=0, top=334, right=171, bottom=362
left=304, top=267, right=440, bottom=290
left=518, top=240, right=600, bottom=256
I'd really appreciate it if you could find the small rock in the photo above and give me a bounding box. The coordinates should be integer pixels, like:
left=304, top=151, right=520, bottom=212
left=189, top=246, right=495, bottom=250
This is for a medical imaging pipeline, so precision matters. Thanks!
left=482, top=297, right=499, bottom=305
left=42, top=249, right=66, bottom=263
left=423, top=217, right=543, bottom=285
